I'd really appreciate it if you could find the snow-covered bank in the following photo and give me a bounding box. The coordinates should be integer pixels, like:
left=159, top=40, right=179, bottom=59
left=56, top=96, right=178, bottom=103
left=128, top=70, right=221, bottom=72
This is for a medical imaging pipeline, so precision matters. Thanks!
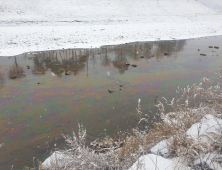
left=41, top=109, right=222, bottom=170
left=1, top=0, right=222, bottom=56
left=130, top=113, right=222, bottom=170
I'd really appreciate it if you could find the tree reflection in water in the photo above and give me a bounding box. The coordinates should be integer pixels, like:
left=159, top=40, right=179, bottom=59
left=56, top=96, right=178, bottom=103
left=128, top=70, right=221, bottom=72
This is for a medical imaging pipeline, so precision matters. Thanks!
left=112, top=45, right=129, bottom=74
left=155, top=40, right=186, bottom=60
left=32, top=49, right=89, bottom=78
left=100, top=47, right=111, bottom=67
left=0, top=73, right=4, bottom=91
left=110, top=40, right=186, bottom=73
left=8, top=56, right=25, bottom=80
left=28, top=39, right=186, bottom=77
left=32, top=53, right=47, bottom=74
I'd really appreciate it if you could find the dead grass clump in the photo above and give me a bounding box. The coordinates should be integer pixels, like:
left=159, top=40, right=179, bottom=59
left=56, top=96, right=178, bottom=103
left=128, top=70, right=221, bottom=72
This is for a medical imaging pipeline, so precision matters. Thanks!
left=115, top=136, right=140, bottom=168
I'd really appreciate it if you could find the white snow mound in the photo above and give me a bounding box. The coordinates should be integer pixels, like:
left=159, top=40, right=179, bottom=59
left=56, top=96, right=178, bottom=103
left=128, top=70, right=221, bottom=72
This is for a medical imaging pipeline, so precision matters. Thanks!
left=129, top=154, right=174, bottom=170
left=150, top=139, right=171, bottom=158
left=187, top=114, right=222, bottom=141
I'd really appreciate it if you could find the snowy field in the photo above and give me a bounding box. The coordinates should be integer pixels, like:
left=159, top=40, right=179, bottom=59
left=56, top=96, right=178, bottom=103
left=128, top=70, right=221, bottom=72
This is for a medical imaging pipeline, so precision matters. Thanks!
left=1, top=0, right=222, bottom=56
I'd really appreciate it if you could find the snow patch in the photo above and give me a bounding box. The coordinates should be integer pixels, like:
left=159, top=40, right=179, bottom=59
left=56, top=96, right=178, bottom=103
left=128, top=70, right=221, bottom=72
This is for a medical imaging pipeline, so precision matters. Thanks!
left=186, top=114, right=222, bottom=141
left=129, top=154, right=174, bottom=170
left=42, top=151, right=71, bottom=168
left=150, top=139, right=171, bottom=158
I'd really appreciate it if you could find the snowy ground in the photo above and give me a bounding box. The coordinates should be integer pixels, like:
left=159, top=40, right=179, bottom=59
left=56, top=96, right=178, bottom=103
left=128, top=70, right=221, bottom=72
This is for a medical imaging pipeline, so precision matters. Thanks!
left=1, top=0, right=222, bottom=56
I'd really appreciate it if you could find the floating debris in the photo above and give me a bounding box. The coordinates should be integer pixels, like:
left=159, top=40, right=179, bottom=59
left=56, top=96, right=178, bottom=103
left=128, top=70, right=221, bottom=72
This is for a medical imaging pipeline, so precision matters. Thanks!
left=33, top=70, right=45, bottom=74
left=27, top=65, right=30, bottom=69
left=125, top=63, right=130, bottom=65
left=200, top=54, right=206, bottom=56
left=164, top=53, right=169, bottom=56
left=120, top=84, right=123, bottom=87
left=132, top=64, right=137, bottom=67
left=209, top=46, right=213, bottom=48
left=10, top=75, right=17, bottom=79
left=65, top=71, right=71, bottom=75
left=108, top=89, right=113, bottom=93
left=214, top=46, right=219, bottom=49
left=140, top=56, right=144, bottom=58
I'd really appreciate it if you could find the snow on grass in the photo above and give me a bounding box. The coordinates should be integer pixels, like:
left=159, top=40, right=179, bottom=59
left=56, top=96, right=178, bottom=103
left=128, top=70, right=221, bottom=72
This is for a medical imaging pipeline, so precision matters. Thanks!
left=186, top=114, right=222, bottom=141
left=128, top=113, right=222, bottom=170
left=194, top=153, right=222, bottom=170
left=129, top=154, right=174, bottom=170
left=42, top=151, right=66, bottom=169
left=1, top=0, right=222, bottom=56
left=150, top=139, right=171, bottom=158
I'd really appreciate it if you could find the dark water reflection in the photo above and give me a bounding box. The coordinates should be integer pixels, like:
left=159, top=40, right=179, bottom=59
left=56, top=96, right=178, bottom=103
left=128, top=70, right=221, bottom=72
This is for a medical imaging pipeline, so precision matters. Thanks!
left=0, top=37, right=222, bottom=169
left=0, top=74, right=4, bottom=91
left=8, top=57, right=26, bottom=80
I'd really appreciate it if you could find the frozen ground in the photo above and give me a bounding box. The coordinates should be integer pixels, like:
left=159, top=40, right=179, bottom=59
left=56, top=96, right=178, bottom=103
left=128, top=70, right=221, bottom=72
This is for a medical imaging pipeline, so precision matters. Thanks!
left=1, top=0, right=222, bottom=56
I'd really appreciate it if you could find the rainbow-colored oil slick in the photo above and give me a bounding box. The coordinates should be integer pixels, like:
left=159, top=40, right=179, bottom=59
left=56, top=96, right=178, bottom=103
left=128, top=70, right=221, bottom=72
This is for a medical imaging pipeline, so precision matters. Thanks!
left=0, top=36, right=222, bottom=169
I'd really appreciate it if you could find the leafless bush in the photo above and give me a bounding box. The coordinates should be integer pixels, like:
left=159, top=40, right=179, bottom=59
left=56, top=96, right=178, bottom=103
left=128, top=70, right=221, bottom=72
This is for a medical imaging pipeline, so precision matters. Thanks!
left=42, top=124, right=116, bottom=170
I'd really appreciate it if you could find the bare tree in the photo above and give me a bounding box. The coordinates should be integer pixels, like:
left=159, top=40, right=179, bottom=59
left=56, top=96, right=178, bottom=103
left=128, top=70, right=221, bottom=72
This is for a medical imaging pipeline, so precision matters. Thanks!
left=8, top=56, right=25, bottom=79
left=0, top=73, right=4, bottom=91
